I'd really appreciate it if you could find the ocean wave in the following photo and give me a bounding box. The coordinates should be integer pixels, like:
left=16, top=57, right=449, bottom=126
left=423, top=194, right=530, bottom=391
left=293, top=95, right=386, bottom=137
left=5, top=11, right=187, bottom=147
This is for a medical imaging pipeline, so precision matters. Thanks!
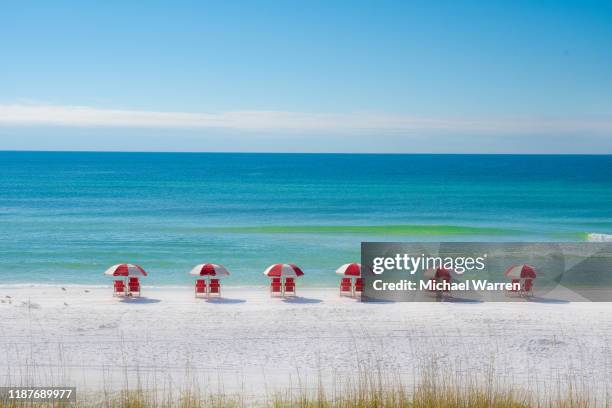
left=587, top=233, right=612, bottom=242
left=205, top=224, right=517, bottom=236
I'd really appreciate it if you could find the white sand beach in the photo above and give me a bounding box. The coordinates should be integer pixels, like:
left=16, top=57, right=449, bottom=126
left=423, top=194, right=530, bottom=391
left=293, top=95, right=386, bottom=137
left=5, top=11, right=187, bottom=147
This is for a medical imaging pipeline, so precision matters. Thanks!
left=1, top=285, right=611, bottom=402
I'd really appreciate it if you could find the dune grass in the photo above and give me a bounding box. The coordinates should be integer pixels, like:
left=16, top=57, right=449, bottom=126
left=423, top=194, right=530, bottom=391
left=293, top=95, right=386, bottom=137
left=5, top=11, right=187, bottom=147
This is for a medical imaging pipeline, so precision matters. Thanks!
left=0, top=386, right=593, bottom=408
left=0, top=369, right=598, bottom=408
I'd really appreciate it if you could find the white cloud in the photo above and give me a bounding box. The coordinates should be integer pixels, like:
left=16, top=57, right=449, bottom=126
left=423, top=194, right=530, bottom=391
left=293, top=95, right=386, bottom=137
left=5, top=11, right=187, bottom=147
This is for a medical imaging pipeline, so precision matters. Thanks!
left=0, top=103, right=611, bottom=135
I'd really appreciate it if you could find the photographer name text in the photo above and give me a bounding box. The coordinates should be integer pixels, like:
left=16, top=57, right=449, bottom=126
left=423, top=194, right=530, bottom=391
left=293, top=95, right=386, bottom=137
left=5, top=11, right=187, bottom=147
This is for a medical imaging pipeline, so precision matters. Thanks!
left=373, top=279, right=519, bottom=292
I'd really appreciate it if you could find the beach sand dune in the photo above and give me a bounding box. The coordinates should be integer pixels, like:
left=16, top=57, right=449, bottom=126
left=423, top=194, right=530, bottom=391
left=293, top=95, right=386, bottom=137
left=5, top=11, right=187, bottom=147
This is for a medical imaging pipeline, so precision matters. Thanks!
left=0, top=286, right=611, bottom=401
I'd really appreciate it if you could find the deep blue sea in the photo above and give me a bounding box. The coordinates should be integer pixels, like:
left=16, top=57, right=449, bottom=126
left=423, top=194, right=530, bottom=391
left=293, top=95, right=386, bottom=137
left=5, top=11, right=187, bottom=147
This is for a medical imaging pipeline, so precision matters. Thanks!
left=1, top=152, right=611, bottom=286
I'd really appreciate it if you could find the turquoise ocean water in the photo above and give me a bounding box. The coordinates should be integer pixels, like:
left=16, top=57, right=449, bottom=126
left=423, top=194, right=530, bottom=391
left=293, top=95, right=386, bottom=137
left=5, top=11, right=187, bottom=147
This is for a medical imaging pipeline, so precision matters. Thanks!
left=0, top=152, right=611, bottom=286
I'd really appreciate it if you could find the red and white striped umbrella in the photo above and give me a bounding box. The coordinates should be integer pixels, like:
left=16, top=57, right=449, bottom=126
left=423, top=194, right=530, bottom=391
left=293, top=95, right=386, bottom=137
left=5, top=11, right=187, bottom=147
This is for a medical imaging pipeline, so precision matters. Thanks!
left=104, top=264, right=148, bottom=277
left=263, top=263, right=304, bottom=277
left=189, top=263, right=230, bottom=277
left=423, top=268, right=452, bottom=281
left=504, top=264, right=536, bottom=279
left=335, top=263, right=361, bottom=277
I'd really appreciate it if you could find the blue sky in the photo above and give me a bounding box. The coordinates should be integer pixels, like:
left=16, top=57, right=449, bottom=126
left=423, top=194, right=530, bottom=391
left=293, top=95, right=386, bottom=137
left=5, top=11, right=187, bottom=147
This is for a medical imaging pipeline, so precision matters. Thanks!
left=1, top=1, right=611, bottom=152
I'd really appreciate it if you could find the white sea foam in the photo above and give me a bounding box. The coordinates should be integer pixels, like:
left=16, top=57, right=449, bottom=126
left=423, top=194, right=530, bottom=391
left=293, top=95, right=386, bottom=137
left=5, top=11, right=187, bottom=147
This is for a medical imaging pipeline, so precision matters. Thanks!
left=587, top=233, right=612, bottom=242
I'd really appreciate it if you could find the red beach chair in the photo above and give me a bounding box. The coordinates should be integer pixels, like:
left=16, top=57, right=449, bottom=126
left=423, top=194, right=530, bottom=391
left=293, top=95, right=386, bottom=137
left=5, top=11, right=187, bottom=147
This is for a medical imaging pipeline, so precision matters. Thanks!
left=511, top=279, right=521, bottom=291
left=209, top=278, right=221, bottom=297
left=270, top=277, right=282, bottom=297
left=505, top=279, right=521, bottom=297
left=523, top=279, right=534, bottom=297
left=425, top=278, right=438, bottom=296
left=440, top=276, right=452, bottom=297
left=195, top=279, right=207, bottom=298
left=128, top=277, right=141, bottom=297
left=113, top=280, right=126, bottom=297
left=284, top=277, right=296, bottom=297
left=354, top=278, right=363, bottom=296
left=340, top=278, right=352, bottom=297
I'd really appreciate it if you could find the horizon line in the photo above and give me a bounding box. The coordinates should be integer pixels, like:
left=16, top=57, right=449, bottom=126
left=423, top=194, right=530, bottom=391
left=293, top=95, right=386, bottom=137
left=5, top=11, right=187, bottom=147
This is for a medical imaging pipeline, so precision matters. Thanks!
left=1, top=149, right=611, bottom=156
